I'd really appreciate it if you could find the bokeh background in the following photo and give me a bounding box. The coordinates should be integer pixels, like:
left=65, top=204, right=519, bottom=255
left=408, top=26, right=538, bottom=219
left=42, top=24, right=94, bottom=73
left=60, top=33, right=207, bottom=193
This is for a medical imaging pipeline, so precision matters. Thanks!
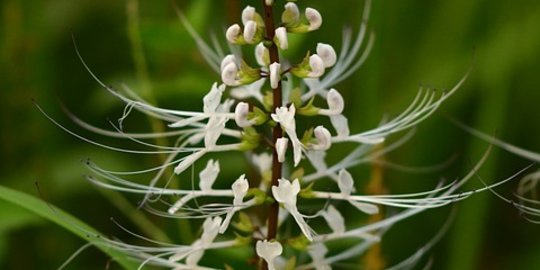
left=1, top=0, right=540, bottom=269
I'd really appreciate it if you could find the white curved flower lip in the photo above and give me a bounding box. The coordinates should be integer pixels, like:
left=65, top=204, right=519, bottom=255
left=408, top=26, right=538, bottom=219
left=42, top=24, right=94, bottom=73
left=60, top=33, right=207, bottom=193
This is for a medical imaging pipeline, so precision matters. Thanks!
left=222, top=62, right=240, bottom=86
left=241, top=6, right=256, bottom=25
left=256, top=240, right=283, bottom=270
left=276, top=137, right=289, bottom=163
left=312, top=126, right=332, bottom=151
left=243, top=20, right=258, bottom=44
left=338, top=169, right=379, bottom=215
left=317, top=43, right=337, bottom=68
left=255, top=43, right=270, bottom=67
left=199, top=159, right=220, bottom=192
left=308, top=54, right=325, bottom=78
left=226, top=24, right=242, bottom=44
left=322, top=205, right=345, bottom=234
left=319, top=88, right=344, bottom=115
left=220, top=54, right=237, bottom=73
left=234, top=102, right=252, bottom=128
left=305, top=8, right=323, bottom=31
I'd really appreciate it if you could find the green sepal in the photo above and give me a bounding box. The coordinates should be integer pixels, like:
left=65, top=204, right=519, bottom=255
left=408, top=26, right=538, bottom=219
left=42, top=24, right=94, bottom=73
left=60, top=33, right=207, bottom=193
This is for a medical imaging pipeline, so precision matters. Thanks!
left=263, top=91, right=274, bottom=111
left=299, top=181, right=315, bottom=198
left=289, top=87, right=303, bottom=108
left=288, top=235, right=310, bottom=251
left=298, top=97, right=320, bottom=116
left=285, top=256, right=297, bottom=270
left=238, top=60, right=261, bottom=85
left=248, top=107, right=268, bottom=125
left=232, top=212, right=254, bottom=233
left=290, top=167, right=305, bottom=181
left=235, top=232, right=253, bottom=246
left=290, top=51, right=311, bottom=78
left=247, top=188, right=268, bottom=205
left=301, top=127, right=314, bottom=145
left=239, top=127, right=261, bottom=151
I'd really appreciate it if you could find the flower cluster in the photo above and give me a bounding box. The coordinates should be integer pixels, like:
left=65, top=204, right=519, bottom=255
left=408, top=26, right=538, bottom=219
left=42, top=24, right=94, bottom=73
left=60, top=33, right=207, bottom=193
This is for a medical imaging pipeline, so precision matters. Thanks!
left=41, top=0, right=539, bottom=269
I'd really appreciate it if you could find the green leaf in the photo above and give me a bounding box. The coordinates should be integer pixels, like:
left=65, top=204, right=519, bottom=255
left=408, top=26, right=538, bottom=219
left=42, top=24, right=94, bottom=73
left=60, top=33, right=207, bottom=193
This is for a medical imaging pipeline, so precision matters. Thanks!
left=0, top=185, right=138, bottom=270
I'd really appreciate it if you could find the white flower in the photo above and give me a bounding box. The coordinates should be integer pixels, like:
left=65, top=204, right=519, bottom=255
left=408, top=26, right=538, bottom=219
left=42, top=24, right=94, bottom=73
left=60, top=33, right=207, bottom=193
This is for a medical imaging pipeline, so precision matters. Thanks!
left=243, top=20, right=258, bottom=44
left=241, top=6, right=256, bottom=25
left=199, top=159, right=220, bottom=192
left=269, top=62, right=281, bottom=89
left=175, top=216, right=222, bottom=266
left=201, top=216, right=222, bottom=244
left=271, top=104, right=303, bottom=166
left=282, top=3, right=300, bottom=25
left=256, top=240, right=283, bottom=270
left=305, top=8, right=323, bottom=31
left=222, top=62, right=239, bottom=86
left=274, top=27, right=288, bottom=50
left=234, top=102, right=252, bottom=128
left=308, top=54, right=325, bottom=78
left=276, top=137, right=289, bottom=163
left=316, top=43, right=337, bottom=68
left=272, top=178, right=314, bottom=240
left=226, top=24, right=242, bottom=44
left=255, top=43, right=270, bottom=66
left=322, top=205, right=345, bottom=234
left=312, top=126, right=332, bottom=150
left=220, top=175, right=249, bottom=233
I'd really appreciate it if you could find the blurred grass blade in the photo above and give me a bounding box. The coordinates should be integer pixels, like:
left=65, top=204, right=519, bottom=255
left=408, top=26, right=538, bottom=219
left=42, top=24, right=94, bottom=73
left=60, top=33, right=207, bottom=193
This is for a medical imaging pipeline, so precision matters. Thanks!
left=0, top=185, right=138, bottom=270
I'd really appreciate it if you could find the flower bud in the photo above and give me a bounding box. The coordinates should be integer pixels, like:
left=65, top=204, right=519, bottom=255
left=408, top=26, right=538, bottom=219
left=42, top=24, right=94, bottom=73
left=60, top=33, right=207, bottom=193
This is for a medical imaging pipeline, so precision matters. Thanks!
left=241, top=6, right=256, bottom=25
left=313, top=125, right=332, bottom=151
left=256, top=240, right=283, bottom=270
left=221, top=62, right=239, bottom=86
left=234, top=102, right=252, bottom=128
left=326, top=88, right=344, bottom=114
left=306, top=8, right=323, bottom=31
left=255, top=43, right=270, bottom=66
left=276, top=137, right=289, bottom=163
left=316, top=43, right=337, bottom=68
left=243, top=20, right=258, bottom=44
left=269, top=62, right=281, bottom=89
left=308, top=54, right=325, bottom=77
left=274, top=27, right=288, bottom=50
left=282, top=3, right=300, bottom=26
left=265, top=0, right=274, bottom=6
left=226, top=24, right=242, bottom=44
left=220, top=54, right=236, bottom=73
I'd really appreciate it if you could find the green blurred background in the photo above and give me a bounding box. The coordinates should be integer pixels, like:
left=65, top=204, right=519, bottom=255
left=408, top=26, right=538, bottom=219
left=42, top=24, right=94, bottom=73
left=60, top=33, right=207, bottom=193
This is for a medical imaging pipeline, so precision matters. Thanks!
left=2, top=0, right=540, bottom=269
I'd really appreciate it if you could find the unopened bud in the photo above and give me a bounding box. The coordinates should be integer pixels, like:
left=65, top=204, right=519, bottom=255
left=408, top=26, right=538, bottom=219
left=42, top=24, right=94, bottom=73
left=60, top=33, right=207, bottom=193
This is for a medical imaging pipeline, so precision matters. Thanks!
left=276, top=137, right=289, bottom=163
left=221, top=63, right=239, bottom=86
left=269, top=62, right=281, bottom=89
left=326, top=89, right=344, bottom=114
left=282, top=3, right=300, bottom=26
left=255, top=43, right=270, bottom=66
left=235, top=102, right=252, bottom=128
left=274, top=27, right=288, bottom=50
left=220, top=54, right=236, bottom=72
left=306, top=8, right=322, bottom=31
left=316, top=43, right=337, bottom=68
left=242, top=6, right=256, bottom=26
left=243, top=20, right=258, bottom=44
left=308, top=54, right=325, bottom=77
left=313, top=126, right=332, bottom=150
left=226, top=24, right=242, bottom=44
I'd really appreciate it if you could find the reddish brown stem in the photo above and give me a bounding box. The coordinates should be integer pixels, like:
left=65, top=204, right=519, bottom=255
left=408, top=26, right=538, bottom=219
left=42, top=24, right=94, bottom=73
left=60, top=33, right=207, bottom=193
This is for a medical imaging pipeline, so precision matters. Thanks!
left=261, top=1, right=282, bottom=270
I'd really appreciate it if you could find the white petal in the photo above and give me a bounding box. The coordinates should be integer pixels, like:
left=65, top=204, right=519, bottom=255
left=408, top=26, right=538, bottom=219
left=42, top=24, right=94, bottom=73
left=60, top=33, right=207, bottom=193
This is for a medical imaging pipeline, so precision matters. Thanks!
left=338, top=169, right=355, bottom=196
left=322, top=205, right=345, bottom=234
left=234, top=102, right=252, bottom=128
left=276, top=137, right=289, bottom=163
left=243, top=20, right=257, bottom=44
left=221, top=62, right=239, bottom=86
left=256, top=240, right=283, bottom=270
left=203, top=82, right=225, bottom=113
left=308, top=54, right=325, bottom=78
left=255, top=43, right=269, bottom=66
left=199, top=159, right=220, bottom=191
left=316, top=43, right=337, bottom=68
left=232, top=174, right=249, bottom=205
left=305, top=8, right=322, bottom=31
left=350, top=201, right=379, bottom=215
left=269, top=62, right=281, bottom=89
left=220, top=54, right=236, bottom=72
left=282, top=3, right=300, bottom=24
left=241, top=6, right=256, bottom=25
left=226, top=24, right=241, bottom=44
left=275, top=27, right=288, bottom=50
left=272, top=178, right=300, bottom=205
left=174, top=150, right=206, bottom=175
left=330, top=114, right=350, bottom=138
left=313, top=125, right=332, bottom=150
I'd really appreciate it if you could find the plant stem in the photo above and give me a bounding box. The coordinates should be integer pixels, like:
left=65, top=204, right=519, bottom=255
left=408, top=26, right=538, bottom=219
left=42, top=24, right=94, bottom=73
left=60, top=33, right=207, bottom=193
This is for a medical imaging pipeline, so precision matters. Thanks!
left=261, top=1, right=282, bottom=269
